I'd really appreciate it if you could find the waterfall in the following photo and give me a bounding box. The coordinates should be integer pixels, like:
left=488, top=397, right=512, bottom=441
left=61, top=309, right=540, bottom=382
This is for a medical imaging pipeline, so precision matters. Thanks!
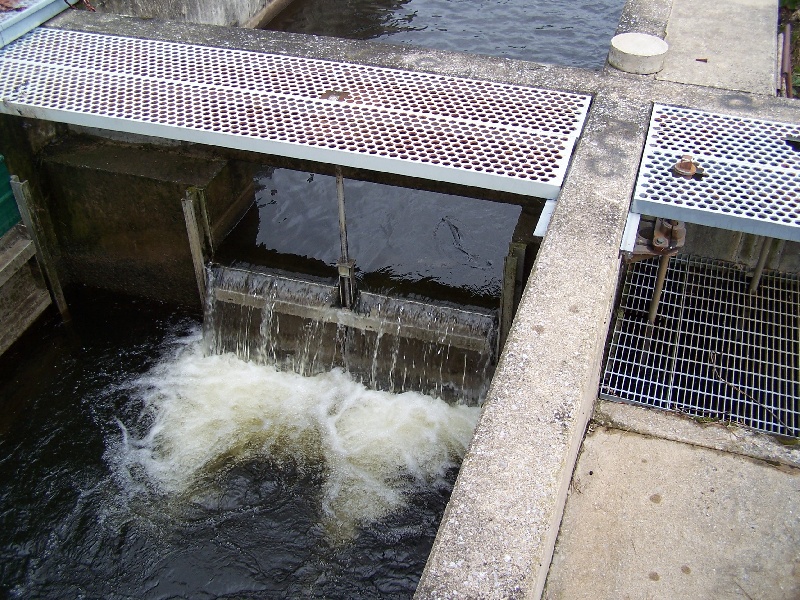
left=203, top=265, right=496, bottom=404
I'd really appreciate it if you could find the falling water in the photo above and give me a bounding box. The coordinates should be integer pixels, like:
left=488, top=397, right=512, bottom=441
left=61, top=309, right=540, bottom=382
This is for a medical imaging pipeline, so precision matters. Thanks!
left=204, top=265, right=497, bottom=404
left=112, top=328, right=480, bottom=541
left=0, top=295, right=480, bottom=598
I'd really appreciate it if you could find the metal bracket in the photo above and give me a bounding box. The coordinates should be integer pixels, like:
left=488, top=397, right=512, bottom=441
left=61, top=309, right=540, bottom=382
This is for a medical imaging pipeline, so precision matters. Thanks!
left=623, top=217, right=686, bottom=264
left=337, top=258, right=357, bottom=309
left=532, top=199, right=556, bottom=238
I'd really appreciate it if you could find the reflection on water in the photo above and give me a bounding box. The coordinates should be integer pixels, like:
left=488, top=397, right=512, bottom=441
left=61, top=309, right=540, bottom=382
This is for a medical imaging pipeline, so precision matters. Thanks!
left=216, top=167, right=522, bottom=307
left=268, top=0, right=626, bottom=68
left=0, top=298, right=477, bottom=598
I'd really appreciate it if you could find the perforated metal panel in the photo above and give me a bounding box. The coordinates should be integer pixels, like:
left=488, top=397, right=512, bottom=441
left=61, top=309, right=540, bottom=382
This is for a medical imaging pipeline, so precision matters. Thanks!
left=0, top=28, right=591, bottom=198
left=602, top=256, right=800, bottom=438
left=633, top=104, right=800, bottom=240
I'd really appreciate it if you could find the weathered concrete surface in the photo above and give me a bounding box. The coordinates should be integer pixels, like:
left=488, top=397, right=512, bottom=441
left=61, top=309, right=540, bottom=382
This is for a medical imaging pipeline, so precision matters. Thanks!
left=657, top=0, right=778, bottom=95
left=595, top=400, right=800, bottom=469
left=90, top=0, right=290, bottom=28
left=416, top=90, right=650, bottom=600
left=544, top=426, right=800, bottom=600
left=40, top=137, right=254, bottom=306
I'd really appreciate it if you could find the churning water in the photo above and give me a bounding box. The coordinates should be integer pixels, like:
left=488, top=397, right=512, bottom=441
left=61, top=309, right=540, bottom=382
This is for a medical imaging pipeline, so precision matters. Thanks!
left=0, top=297, right=478, bottom=598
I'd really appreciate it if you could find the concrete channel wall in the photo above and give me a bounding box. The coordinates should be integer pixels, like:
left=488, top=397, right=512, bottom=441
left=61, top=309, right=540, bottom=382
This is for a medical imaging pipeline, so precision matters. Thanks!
left=1, top=4, right=799, bottom=599
left=89, top=0, right=293, bottom=29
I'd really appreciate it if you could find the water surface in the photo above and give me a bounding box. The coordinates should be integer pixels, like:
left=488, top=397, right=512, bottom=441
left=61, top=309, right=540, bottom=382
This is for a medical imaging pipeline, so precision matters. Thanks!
left=268, top=0, right=625, bottom=68
left=0, top=297, right=477, bottom=598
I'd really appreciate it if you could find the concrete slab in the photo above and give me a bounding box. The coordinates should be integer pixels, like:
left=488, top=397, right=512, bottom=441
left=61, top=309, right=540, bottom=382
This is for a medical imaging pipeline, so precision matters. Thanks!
left=656, top=0, right=778, bottom=95
left=545, top=426, right=800, bottom=600
left=595, top=400, right=800, bottom=469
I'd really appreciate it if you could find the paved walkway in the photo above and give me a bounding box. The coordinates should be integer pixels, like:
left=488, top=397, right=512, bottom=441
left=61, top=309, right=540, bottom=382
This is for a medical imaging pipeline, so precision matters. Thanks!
left=545, top=419, right=800, bottom=599
left=657, top=0, right=778, bottom=94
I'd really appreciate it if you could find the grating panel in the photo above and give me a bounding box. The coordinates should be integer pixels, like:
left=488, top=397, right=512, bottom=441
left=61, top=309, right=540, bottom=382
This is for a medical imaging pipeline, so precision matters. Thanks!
left=602, top=255, right=800, bottom=438
left=0, top=28, right=591, bottom=198
left=633, top=104, right=800, bottom=241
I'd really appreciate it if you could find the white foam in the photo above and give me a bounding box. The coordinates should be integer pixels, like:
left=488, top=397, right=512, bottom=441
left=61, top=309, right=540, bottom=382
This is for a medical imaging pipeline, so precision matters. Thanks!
left=113, top=329, right=479, bottom=536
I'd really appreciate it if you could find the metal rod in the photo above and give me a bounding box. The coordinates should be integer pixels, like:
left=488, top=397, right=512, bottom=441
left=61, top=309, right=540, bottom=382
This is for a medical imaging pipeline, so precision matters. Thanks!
left=334, top=166, right=357, bottom=309
left=749, top=236, right=772, bottom=294
left=336, top=166, right=349, bottom=262
left=647, top=254, right=671, bottom=326
left=10, top=176, right=70, bottom=321
left=783, top=23, right=793, bottom=99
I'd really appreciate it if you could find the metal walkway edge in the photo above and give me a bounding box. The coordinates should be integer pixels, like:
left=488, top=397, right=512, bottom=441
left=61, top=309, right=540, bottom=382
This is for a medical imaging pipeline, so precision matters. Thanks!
left=0, top=28, right=591, bottom=198
left=632, top=104, right=800, bottom=241
left=0, top=0, right=77, bottom=48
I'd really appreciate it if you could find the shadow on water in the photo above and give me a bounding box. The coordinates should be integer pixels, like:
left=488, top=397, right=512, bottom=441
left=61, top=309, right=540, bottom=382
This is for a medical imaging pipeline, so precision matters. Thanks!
left=216, top=166, right=523, bottom=310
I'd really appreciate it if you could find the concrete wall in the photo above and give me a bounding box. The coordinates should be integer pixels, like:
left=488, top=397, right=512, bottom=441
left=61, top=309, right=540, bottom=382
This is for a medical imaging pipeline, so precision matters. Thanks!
left=38, top=136, right=255, bottom=306
left=89, top=0, right=294, bottom=28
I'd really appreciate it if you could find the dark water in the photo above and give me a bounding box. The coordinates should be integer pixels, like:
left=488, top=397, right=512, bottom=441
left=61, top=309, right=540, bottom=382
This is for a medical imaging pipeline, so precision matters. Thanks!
left=217, top=167, right=522, bottom=307
left=0, top=294, right=473, bottom=599
left=268, top=0, right=625, bottom=68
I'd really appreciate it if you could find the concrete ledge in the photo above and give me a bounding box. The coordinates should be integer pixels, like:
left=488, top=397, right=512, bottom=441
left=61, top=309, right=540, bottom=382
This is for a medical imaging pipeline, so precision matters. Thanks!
left=656, top=0, right=779, bottom=95
left=594, top=400, right=800, bottom=469
left=416, top=92, right=650, bottom=599
left=545, top=426, right=800, bottom=599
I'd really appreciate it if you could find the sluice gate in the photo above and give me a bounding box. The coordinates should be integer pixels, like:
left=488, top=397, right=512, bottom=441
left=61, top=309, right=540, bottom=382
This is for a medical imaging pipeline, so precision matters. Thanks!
left=205, top=266, right=497, bottom=404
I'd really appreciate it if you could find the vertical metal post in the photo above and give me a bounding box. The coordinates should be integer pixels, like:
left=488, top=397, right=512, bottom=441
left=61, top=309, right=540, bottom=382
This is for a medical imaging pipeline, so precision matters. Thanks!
left=749, top=236, right=772, bottom=294
left=10, top=176, right=70, bottom=321
left=647, top=254, right=671, bottom=327
left=182, top=188, right=208, bottom=305
left=335, top=166, right=357, bottom=309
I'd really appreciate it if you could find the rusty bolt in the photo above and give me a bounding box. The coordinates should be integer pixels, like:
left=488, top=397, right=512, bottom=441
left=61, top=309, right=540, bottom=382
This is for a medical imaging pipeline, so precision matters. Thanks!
left=672, top=155, right=697, bottom=179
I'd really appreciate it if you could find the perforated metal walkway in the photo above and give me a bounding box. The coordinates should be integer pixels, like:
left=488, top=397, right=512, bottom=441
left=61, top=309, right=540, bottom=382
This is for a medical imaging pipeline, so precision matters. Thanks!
left=0, top=27, right=591, bottom=198
left=633, top=104, right=800, bottom=241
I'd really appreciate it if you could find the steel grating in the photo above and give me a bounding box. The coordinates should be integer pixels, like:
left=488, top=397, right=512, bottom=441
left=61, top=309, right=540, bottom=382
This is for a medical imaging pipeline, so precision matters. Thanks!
left=633, top=104, right=800, bottom=241
left=602, top=255, right=800, bottom=438
left=0, top=28, right=591, bottom=198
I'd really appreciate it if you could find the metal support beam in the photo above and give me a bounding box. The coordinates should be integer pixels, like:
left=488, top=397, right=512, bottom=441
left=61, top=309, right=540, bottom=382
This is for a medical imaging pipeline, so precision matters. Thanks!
left=647, top=254, right=671, bottom=328
left=9, top=176, right=70, bottom=321
left=749, top=236, right=772, bottom=294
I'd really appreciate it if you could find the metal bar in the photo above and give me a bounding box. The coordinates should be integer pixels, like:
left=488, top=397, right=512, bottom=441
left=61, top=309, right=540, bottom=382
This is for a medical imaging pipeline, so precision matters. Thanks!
left=336, top=167, right=349, bottom=263
left=749, top=236, right=772, bottom=294
left=182, top=189, right=207, bottom=304
left=620, top=212, right=641, bottom=253
left=532, top=200, right=556, bottom=237
left=647, top=254, right=671, bottom=327
left=9, top=176, right=70, bottom=320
